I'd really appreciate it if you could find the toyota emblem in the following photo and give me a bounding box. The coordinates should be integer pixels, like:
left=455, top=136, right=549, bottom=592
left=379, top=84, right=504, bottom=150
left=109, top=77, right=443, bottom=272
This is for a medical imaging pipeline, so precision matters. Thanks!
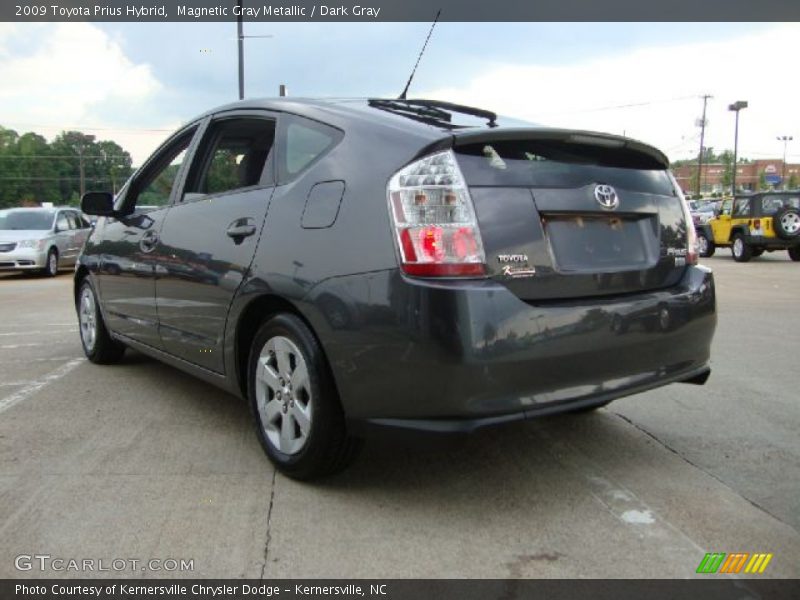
left=594, top=184, right=619, bottom=210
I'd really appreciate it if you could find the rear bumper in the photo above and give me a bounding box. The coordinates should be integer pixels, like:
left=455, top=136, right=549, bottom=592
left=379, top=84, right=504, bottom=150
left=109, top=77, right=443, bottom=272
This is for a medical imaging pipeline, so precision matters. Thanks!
left=744, top=235, right=800, bottom=248
left=311, top=265, right=717, bottom=425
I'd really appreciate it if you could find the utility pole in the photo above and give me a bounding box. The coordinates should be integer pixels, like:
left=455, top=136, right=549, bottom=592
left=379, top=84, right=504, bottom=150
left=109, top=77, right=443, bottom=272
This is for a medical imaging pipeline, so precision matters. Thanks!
left=78, top=145, right=86, bottom=198
left=777, top=135, right=793, bottom=190
left=695, top=94, right=712, bottom=197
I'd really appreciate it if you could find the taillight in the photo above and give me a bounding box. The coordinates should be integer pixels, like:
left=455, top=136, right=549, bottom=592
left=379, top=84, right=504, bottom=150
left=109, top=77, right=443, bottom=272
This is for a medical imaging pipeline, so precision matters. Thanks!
left=388, top=150, right=486, bottom=277
left=669, top=173, right=698, bottom=265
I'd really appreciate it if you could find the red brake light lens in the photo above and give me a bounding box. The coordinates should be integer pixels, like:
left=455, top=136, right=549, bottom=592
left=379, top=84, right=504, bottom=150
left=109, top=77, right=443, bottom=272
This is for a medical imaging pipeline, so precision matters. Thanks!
left=388, top=151, right=486, bottom=277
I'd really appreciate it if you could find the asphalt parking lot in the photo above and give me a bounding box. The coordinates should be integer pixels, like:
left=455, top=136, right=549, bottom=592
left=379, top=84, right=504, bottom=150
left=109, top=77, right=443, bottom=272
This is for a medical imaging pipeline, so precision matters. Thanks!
left=1, top=254, right=798, bottom=579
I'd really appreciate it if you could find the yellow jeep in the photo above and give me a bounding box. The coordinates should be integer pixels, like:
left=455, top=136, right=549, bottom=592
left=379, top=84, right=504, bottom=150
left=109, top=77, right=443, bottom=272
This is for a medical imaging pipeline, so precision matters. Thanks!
left=696, top=192, right=800, bottom=262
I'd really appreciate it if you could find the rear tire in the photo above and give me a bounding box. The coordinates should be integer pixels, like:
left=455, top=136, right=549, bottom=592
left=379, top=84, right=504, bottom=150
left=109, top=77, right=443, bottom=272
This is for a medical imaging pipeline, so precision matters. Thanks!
left=789, top=246, right=800, bottom=262
left=696, top=232, right=715, bottom=257
left=77, top=278, right=125, bottom=364
left=731, top=233, right=752, bottom=262
left=248, top=313, right=362, bottom=480
left=41, top=248, right=58, bottom=277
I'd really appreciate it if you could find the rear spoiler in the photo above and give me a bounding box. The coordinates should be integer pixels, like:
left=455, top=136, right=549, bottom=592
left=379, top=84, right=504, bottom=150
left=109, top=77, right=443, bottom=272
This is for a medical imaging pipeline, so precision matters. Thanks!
left=450, top=128, right=669, bottom=170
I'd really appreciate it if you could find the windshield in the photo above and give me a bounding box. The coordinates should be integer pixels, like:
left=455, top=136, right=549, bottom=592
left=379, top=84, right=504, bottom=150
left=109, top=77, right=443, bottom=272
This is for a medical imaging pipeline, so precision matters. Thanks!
left=0, top=209, right=55, bottom=231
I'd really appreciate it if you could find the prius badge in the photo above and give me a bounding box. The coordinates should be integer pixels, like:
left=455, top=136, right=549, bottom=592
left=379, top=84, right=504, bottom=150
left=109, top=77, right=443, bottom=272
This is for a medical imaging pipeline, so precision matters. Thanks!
left=594, top=184, right=619, bottom=210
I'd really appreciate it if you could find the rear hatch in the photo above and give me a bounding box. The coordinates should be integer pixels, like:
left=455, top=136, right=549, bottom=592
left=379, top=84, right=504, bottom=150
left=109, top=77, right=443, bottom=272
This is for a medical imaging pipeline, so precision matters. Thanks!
left=453, top=129, right=690, bottom=301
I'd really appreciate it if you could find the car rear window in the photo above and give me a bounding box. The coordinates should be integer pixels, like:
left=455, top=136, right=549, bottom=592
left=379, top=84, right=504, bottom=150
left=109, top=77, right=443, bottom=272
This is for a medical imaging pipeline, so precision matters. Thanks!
left=454, top=140, right=674, bottom=196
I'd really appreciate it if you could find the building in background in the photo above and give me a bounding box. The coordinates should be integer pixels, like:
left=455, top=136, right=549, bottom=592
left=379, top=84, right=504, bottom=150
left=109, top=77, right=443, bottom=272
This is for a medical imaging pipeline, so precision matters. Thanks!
left=672, top=159, right=800, bottom=196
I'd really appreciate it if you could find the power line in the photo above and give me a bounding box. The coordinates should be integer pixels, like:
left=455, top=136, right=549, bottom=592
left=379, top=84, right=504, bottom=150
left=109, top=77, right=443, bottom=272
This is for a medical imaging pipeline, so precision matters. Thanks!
left=696, top=94, right=713, bottom=195
left=0, top=176, right=112, bottom=181
left=3, top=123, right=172, bottom=134
left=0, top=155, right=129, bottom=160
left=539, top=94, right=698, bottom=117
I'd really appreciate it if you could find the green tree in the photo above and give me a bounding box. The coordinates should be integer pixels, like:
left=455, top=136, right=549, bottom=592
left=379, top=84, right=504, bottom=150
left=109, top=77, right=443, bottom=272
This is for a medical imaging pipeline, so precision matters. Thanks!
left=0, top=125, right=135, bottom=207
left=758, top=171, right=768, bottom=191
left=719, top=150, right=734, bottom=192
left=788, top=173, right=798, bottom=190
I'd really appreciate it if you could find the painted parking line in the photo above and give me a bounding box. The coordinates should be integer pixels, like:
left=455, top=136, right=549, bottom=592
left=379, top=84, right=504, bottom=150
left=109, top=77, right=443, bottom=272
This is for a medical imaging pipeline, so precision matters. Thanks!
left=0, top=329, right=78, bottom=337
left=1, top=356, right=81, bottom=364
left=0, top=341, right=76, bottom=349
left=0, top=358, right=84, bottom=414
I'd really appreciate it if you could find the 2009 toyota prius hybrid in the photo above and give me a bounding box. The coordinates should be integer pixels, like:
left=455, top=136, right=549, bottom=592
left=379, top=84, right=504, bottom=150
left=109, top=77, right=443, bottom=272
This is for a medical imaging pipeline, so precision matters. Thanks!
left=75, top=98, right=716, bottom=479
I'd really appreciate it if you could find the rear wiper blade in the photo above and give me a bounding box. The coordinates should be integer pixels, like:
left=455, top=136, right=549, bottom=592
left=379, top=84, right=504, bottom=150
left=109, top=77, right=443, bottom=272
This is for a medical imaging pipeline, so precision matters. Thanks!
left=409, top=99, right=498, bottom=128
left=368, top=99, right=453, bottom=122
left=369, top=98, right=498, bottom=128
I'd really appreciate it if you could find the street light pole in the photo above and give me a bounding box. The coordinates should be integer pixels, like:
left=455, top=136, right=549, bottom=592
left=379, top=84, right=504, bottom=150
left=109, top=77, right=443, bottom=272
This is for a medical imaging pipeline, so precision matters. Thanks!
left=235, top=0, right=273, bottom=100
left=728, top=101, right=748, bottom=196
left=777, top=135, right=793, bottom=190
left=237, top=0, right=244, bottom=99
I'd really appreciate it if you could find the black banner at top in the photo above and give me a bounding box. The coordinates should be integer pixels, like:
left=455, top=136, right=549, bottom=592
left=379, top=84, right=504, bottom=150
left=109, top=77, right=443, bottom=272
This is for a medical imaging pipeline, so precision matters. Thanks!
left=4, top=0, right=800, bottom=22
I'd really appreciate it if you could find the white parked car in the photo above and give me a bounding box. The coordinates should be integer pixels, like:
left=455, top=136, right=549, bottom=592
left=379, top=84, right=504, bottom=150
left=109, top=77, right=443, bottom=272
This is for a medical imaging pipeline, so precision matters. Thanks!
left=0, top=207, right=92, bottom=276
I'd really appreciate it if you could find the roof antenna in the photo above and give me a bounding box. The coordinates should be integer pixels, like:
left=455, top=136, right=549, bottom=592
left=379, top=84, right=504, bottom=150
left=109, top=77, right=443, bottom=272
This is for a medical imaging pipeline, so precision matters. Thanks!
left=399, top=9, right=441, bottom=100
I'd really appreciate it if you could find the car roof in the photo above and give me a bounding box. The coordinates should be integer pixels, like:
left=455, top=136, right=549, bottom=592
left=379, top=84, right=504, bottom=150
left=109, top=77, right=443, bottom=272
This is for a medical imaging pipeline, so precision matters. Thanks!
left=193, top=97, right=514, bottom=141
left=187, top=97, right=668, bottom=165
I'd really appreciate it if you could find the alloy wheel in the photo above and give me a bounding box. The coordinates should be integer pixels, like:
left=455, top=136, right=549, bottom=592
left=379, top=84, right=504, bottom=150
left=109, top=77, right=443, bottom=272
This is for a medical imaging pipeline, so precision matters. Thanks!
left=697, top=235, right=708, bottom=255
left=255, top=336, right=312, bottom=455
left=79, top=286, right=97, bottom=352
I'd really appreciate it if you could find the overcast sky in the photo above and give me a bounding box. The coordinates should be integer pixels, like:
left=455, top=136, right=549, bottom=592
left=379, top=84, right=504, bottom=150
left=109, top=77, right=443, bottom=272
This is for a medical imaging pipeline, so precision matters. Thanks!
left=1, top=21, right=798, bottom=166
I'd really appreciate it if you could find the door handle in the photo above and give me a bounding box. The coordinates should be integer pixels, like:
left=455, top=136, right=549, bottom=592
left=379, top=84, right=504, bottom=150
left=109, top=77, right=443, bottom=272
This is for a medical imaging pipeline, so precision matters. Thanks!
left=139, top=230, right=159, bottom=253
left=226, top=218, right=257, bottom=244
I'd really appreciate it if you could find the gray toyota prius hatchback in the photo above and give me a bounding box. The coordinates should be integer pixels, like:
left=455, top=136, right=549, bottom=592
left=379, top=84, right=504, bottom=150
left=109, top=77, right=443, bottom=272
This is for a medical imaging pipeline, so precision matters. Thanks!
left=76, top=98, right=716, bottom=479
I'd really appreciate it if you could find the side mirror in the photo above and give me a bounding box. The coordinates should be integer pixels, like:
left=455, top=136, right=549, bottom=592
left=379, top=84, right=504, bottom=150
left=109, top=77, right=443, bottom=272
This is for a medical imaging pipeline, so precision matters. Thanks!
left=81, top=191, right=115, bottom=217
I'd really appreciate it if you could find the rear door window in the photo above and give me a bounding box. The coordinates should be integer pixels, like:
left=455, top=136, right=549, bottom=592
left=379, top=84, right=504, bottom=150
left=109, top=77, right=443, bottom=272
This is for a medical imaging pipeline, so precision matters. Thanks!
left=184, top=116, right=276, bottom=199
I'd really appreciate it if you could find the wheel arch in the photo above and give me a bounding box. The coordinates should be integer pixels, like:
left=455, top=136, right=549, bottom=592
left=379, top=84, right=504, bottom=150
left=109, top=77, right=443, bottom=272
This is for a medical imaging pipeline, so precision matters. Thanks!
left=232, top=293, right=332, bottom=400
left=696, top=224, right=714, bottom=241
left=74, top=264, right=90, bottom=306
left=729, top=224, right=749, bottom=242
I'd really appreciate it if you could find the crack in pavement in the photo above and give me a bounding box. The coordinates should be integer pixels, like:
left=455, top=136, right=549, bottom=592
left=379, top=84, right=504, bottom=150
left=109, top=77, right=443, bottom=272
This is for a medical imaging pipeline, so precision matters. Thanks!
left=259, top=467, right=278, bottom=579
left=611, top=410, right=797, bottom=534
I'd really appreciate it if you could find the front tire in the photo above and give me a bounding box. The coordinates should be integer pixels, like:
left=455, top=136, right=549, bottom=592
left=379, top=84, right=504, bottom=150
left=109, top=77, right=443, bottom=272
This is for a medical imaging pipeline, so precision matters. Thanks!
left=731, top=233, right=752, bottom=262
left=248, top=313, right=361, bottom=480
left=41, top=248, right=58, bottom=277
left=77, top=278, right=125, bottom=364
